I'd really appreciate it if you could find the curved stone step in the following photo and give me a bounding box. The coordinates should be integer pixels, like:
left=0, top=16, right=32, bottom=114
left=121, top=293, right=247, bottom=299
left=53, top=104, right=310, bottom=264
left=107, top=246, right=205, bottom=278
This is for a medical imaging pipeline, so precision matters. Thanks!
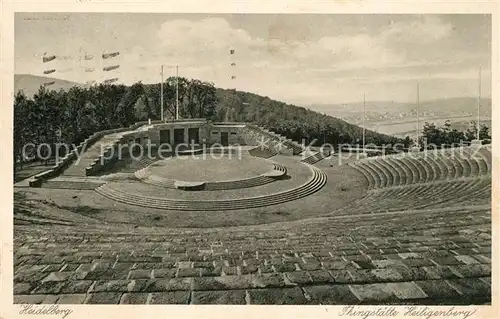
left=395, top=156, right=417, bottom=185
left=400, top=157, right=421, bottom=184
left=386, top=156, right=409, bottom=186
left=96, top=165, right=327, bottom=211
left=378, top=157, right=401, bottom=187
left=405, top=156, right=427, bottom=184
left=476, top=147, right=492, bottom=174
left=365, top=159, right=390, bottom=188
left=418, top=154, right=437, bottom=182
left=349, top=162, right=375, bottom=189
left=351, top=162, right=379, bottom=189
left=425, top=153, right=445, bottom=180
left=433, top=154, right=456, bottom=180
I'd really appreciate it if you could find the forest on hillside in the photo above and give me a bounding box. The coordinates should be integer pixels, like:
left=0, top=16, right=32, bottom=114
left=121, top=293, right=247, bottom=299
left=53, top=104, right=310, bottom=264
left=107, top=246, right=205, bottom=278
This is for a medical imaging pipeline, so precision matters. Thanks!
left=14, top=77, right=406, bottom=165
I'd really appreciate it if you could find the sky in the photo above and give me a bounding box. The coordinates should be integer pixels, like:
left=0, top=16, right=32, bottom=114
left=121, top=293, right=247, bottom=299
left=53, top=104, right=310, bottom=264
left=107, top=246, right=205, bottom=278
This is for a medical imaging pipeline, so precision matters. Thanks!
left=15, top=13, right=492, bottom=105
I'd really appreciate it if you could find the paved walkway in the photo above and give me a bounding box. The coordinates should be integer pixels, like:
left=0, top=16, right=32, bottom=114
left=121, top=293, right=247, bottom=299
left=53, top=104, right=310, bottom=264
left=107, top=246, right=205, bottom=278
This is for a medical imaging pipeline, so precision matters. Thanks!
left=13, top=206, right=491, bottom=305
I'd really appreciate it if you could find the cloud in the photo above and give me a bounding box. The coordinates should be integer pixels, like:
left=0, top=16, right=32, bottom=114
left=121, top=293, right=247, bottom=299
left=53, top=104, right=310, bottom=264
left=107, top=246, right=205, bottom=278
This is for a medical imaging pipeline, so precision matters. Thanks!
left=381, top=15, right=453, bottom=45
left=125, top=16, right=455, bottom=77
left=106, top=16, right=488, bottom=103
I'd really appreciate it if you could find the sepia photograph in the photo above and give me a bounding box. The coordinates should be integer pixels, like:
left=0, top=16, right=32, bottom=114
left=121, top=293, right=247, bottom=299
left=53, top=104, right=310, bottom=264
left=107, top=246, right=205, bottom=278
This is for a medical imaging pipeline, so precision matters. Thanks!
left=8, top=10, right=493, bottom=307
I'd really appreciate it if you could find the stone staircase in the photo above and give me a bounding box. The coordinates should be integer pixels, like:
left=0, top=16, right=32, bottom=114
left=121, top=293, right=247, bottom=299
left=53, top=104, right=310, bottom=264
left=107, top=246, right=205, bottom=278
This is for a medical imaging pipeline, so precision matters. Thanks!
left=62, top=134, right=128, bottom=177
left=301, top=152, right=329, bottom=165
left=248, top=146, right=277, bottom=159
left=244, top=125, right=305, bottom=155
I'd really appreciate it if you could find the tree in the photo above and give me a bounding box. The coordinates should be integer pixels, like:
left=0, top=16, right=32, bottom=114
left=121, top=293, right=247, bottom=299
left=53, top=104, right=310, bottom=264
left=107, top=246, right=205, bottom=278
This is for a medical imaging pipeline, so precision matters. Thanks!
left=465, top=121, right=491, bottom=141
left=13, top=91, right=31, bottom=171
left=32, top=86, right=63, bottom=163
left=118, top=82, right=143, bottom=126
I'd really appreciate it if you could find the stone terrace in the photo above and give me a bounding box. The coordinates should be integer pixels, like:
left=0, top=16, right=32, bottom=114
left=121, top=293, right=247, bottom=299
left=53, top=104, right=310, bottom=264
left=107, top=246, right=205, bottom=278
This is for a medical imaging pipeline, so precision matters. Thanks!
left=14, top=206, right=491, bottom=305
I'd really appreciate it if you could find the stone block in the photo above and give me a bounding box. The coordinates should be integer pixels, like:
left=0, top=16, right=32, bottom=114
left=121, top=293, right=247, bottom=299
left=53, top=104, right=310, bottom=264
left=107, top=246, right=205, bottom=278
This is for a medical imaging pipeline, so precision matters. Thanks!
left=414, top=280, right=461, bottom=299
left=308, top=270, right=335, bottom=284
left=85, top=292, right=122, bottom=304
left=386, top=282, right=428, bottom=300
left=177, top=268, right=201, bottom=278
left=14, top=282, right=34, bottom=295
left=273, top=263, right=297, bottom=273
left=240, top=265, right=258, bottom=275
left=91, top=280, right=131, bottom=293
left=328, top=270, right=353, bottom=283
left=31, top=281, right=66, bottom=294
left=446, top=278, right=491, bottom=297
left=285, top=271, right=312, bottom=285
left=221, top=266, right=238, bottom=276
left=135, top=278, right=192, bottom=292
left=56, top=294, right=87, bottom=304
left=60, top=280, right=93, bottom=294
left=149, top=291, right=190, bottom=304
left=423, top=266, right=462, bottom=280
left=153, top=268, right=177, bottom=279
left=450, top=264, right=490, bottom=278
left=191, top=290, right=246, bottom=304
left=200, top=267, right=222, bottom=277
left=14, top=294, right=52, bottom=304
left=248, top=287, right=307, bottom=305
left=119, top=293, right=149, bottom=304
left=304, top=285, right=359, bottom=304
left=349, top=283, right=397, bottom=303
left=128, top=269, right=152, bottom=279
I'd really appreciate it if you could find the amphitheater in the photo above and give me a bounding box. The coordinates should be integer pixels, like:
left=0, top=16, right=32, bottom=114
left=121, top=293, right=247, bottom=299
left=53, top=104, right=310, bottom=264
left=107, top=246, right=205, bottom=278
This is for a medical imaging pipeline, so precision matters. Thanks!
left=14, top=119, right=492, bottom=305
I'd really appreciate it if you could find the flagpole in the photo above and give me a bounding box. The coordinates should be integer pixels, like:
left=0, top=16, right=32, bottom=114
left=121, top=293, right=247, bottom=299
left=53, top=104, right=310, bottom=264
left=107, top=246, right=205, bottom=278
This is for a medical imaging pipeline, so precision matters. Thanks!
left=416, top=82, right=420, bottom=147
left=477, top=66, right=481, bottom=140
left=176, top=65, right=179, bottom=120
left=363, top=93, right=366, bottom=150
left=160, top=65, right=164, bottom=121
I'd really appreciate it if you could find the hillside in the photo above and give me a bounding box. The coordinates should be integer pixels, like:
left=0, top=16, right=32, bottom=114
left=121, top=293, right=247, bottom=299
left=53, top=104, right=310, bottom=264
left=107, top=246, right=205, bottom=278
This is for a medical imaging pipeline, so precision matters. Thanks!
left=211, top=88, right=403, bottom=145
left=14, top=74, right=86, bottom=98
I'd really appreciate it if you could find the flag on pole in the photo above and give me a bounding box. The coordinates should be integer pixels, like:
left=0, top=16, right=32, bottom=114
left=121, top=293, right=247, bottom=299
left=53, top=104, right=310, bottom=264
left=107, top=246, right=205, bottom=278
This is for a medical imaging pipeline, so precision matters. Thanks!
left=84, top=53, right=94, bottom=60
left=103, top=65, right=120, bottom=71
left=230, top=62, right=236, bottom=66
left=231, top=76, right=236, bottom=79
left=42, top=54, right=56, bottom=63
left=43, top=69, right=56, bottom=74
left=43, top=81, right=56, bottom=86
left=102, top=52, right=120, bottom=59
left=230, top=49, right=235, bottom=54
left=103, top=78, right=119, bottom=84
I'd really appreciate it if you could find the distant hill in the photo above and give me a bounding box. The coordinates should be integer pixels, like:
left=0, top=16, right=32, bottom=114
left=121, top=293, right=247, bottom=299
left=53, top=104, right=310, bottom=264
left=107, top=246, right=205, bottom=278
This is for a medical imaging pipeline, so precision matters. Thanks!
left=310, top=97, right=492, bottom=124
left=14, top=74, right=86, bottom=98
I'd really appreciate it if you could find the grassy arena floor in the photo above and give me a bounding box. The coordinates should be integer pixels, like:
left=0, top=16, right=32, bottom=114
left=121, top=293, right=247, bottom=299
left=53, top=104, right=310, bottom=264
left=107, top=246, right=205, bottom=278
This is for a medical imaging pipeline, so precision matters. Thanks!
left=148, top=155, right=273, bottom=181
